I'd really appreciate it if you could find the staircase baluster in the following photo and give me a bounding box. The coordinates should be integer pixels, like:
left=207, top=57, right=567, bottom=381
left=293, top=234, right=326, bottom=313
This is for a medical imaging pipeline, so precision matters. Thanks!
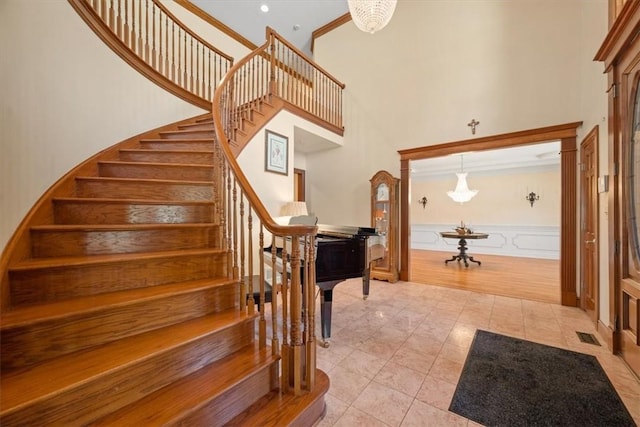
left=151, top=5, right=156, bottom=69
left=123, top=0, right=129, bottom=47
left=144, top=0, right=149, bottom=63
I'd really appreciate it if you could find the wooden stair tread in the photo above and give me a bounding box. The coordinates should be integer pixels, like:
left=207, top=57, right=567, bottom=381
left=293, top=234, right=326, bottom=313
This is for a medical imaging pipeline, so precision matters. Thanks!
left=160, top=129, right=213, bottom=134
left=75, top=176, right=214, bottom=185
left=98, top=160, right=215, bottom=168
left=9, top=248, right=225, bottom=271
left=0, top=310, right=255, bottom=411
left=29, top=223, right=217, bottom=232
left=139, top=138, right=214, bottom=143
left=52, top=196, right=215, bottom=205
left=92, top=345, right=278, bottom=426
left=118, top=149, right=215, bottom=154
left=226, top=369, right=330, bottom=427
left=1, top=277, right=234, bottom=328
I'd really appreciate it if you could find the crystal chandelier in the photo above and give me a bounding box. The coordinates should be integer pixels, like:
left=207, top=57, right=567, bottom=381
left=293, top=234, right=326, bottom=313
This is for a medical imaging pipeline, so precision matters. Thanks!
left=348, top=0, right=398, bottom=34
left=447, top=154, right=478, bottom=204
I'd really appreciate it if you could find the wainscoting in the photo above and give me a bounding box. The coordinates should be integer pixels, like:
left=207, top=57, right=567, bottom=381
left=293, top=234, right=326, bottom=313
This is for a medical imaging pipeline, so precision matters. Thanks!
left=411, top=224, right=560, bottom=260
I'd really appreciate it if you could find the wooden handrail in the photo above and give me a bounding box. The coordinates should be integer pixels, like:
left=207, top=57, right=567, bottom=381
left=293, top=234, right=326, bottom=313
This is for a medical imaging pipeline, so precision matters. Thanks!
left=212, top=26, right=348, bottom=395
left=69, top=0, right=234, bottom=109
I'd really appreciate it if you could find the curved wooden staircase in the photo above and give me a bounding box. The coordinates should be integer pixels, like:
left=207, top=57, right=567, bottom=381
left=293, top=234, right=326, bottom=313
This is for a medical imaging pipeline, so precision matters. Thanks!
left=0, top=114, right=329, bottom=426
left=2, top=1, right=345, bottom=423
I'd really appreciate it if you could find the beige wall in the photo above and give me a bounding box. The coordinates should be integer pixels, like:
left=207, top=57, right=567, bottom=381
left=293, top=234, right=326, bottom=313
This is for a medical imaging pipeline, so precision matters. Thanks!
left=412, top=169, right=560, bottom=227
left=312, top=1, right=609, bottom=321
left=238, top=111, right=343, bottom=219
left=0, top=0, right=209, bottom=250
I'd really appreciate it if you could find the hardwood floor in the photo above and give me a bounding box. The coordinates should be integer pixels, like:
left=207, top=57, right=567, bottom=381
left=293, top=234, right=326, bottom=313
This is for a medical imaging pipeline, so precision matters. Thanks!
left=410, top=249, right=560, bottom=304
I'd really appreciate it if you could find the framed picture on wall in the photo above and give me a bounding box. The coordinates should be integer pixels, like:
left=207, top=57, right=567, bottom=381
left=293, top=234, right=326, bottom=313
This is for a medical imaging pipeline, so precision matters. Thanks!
left=265, top=130, right=288, bottom=175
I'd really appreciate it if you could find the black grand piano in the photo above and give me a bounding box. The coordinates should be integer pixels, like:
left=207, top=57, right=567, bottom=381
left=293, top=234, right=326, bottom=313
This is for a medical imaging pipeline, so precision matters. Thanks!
left=262, top=224, right=384, bottom=347
left=315, top=224, right=384, bottom=347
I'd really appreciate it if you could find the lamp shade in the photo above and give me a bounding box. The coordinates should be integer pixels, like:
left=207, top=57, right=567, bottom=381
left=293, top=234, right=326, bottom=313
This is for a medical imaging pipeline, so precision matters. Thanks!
left=348, top=0, right=398, bottom=34
left=281, top=201, right=308, bottom=217
left=446, top=173, right=478, bottom=204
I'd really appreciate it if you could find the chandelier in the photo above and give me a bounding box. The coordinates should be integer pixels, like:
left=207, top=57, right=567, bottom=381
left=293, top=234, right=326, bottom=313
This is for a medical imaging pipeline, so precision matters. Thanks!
left=447, top=154, right=478, bottom=204
left=348, top=0, right=398, bottom=34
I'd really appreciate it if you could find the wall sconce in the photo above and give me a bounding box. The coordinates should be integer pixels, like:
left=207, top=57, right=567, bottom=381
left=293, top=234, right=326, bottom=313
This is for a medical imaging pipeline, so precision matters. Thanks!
left=418, top=196, right=428, bottom=209
left=525, top=191, right=540, bottom=207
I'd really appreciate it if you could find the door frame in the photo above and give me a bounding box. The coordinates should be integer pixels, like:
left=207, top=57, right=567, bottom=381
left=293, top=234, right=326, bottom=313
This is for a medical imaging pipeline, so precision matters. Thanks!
left=398, top=121, right=582, bottom=306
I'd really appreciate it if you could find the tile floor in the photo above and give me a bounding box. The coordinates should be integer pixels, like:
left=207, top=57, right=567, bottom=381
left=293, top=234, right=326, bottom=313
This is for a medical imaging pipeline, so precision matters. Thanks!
left=307, top=279, right=640, bottom=426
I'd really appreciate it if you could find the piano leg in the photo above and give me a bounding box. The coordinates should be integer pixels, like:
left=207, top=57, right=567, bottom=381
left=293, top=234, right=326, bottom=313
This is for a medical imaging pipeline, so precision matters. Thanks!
left=362, top=265, right=371, bottom=300
left=320, top=289, right=333, bottom=348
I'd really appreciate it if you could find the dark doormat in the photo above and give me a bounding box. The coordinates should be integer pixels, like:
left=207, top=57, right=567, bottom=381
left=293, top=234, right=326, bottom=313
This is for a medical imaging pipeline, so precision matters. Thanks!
left=449, top=330, right=636, bottom=426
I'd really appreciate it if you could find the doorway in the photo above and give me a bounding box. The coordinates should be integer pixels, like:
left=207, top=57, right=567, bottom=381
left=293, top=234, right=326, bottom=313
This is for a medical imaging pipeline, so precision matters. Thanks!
left=294, top=168, right=305, bottom=201
left=398, top=122, right=582, bottom=306
left=580, top=126, right=599, bottom=325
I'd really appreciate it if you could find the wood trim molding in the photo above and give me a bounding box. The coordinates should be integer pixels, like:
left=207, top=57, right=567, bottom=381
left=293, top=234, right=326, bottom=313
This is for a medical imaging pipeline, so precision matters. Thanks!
left=595, top=0, right=640, bottom=70
left=398, top=122, right=582, bottom=161
left=173, top=0, right=258, bottom=52
left=397, top=122, right=582, bottom=307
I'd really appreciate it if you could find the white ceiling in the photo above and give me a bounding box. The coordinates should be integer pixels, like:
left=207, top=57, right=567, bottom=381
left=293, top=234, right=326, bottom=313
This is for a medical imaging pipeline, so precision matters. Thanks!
left=191, top=0, right=349, bottom=56
left=411, top=141, right=561, bottom=179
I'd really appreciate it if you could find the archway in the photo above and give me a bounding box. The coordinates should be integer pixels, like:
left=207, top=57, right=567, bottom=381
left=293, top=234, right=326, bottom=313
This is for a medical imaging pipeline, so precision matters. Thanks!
left=398, top=122, right=582, bottom=306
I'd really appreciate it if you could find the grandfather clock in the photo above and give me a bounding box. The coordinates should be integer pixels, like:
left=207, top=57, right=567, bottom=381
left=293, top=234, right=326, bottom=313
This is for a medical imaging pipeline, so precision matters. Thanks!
left=370, top=170, right=399, bottom=282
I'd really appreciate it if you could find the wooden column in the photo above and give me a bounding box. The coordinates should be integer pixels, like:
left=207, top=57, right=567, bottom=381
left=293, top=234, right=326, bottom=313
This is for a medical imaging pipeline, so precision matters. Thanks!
left=399, top=159, right=411, bottom=282
left=561, top=136, right=578, bottom=306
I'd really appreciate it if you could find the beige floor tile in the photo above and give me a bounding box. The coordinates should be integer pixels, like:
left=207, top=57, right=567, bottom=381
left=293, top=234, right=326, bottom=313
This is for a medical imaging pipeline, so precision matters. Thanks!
left=400, top=334, right=444, bottom=357
left=429, top=355, right=464, bottom=385
left=358, top=336, right=403, bottom=360
left=400, top=400, right=468, bottom=427
left=445, top=323, right=478, bottom=349
left=333, top=406, right=391, bottom=427
left=488, top=315, right=525, bottom=337
left=386, top=310, right=428, bottom=332
left=352, top=381, right=414, bottom=426
left=316, top=394, right=349, bottom=427
left=524, top=326, right=567, bottom=348
left=438, top=341, right=470, bottom=364
left=412, top=321, right=453, bottom=343
left=374, top=361, right=427, bottom=397
left=389, top=347, right=437, bottom=374
left=326, top=365, right=371, bottom=404
left=456, top=309, right=491, bottom=328
left=415, top=374, right=457, bottom=411
left=338, top=348, right=387, bottom=379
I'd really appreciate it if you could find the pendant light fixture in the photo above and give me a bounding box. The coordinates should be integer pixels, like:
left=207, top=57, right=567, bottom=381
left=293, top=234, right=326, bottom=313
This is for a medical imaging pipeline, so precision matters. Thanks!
left=447, top=154, right=478, bottom=204
left=348, top=0, right=398, bottom=34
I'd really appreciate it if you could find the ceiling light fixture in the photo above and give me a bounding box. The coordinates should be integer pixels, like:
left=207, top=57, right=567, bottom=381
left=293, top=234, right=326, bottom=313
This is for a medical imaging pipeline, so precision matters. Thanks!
left=447, top=154, right=478, bottom=204
left=348, top=0, right=397, bottom=34
left=260, top=4, right=269, bottom=13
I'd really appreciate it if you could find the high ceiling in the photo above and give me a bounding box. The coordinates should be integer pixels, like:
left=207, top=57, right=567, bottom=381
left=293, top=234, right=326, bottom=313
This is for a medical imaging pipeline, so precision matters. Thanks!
left=191, top=0, right=349, bottom=56
left=189, top=1, right=560, bottom=176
